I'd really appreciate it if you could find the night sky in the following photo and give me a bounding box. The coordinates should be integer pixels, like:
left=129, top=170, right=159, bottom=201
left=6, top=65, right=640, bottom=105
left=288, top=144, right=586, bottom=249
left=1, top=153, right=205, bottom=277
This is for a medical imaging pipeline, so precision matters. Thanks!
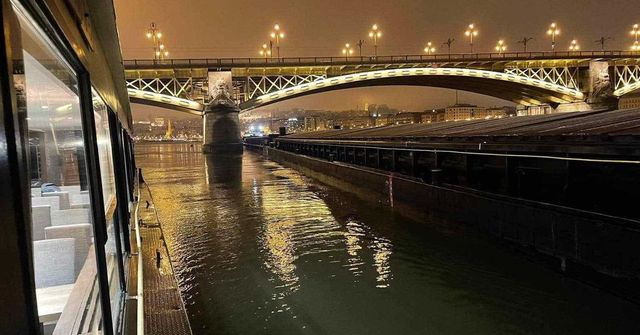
left=114, top=0, right=639, bottom=119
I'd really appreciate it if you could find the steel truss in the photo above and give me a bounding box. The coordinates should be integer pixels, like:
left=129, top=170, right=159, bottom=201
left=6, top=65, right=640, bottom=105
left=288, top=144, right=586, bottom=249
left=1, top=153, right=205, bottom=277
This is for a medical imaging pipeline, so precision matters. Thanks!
left=125, top=77, right=208, bottom=103
left=504, top=67, right=579, bottom=89
left=614, top=65, right=640, bottom=91
left=246, top=75, right=327, bottom=99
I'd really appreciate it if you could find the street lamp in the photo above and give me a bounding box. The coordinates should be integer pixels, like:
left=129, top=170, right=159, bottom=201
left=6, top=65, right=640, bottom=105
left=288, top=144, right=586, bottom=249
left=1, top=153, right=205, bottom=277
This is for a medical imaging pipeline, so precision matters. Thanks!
left=631, top=24, right=640, bottom=51
left=569, top=39, right=580, bottom=52
left=270, top=24, right=285, bottom=58
left=369, top=24, right=382, bottom=57
left=146, top=22, right=168, bottom=61
left=342, top=43, right=354, bottom=60
left=259, top=43, right=271, bottom=60
left=547, top=22, right=560, bottom=51
left=494, top=40, right=507, bottom=54
left=423, top=41, right=436, bottom=55
left=464, top=24, right=478, bottom=53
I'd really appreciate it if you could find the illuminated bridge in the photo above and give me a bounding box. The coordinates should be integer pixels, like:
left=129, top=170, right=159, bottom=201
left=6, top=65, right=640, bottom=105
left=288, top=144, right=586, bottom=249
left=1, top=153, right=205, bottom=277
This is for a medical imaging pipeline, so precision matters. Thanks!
left=123, top=51, right=640, bottom=114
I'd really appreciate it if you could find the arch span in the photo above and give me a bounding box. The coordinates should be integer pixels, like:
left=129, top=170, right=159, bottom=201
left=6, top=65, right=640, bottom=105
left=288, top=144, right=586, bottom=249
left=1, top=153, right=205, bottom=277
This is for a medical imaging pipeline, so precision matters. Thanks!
left=240, top=67, right=585, bottom=111
left=128, top=88, right=204, bottom=115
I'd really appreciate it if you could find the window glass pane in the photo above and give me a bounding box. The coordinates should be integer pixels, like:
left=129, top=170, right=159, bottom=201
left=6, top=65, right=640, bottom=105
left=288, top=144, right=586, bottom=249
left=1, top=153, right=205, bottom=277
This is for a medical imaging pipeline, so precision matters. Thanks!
left=12, top=2, right=104, bottom=334
left=92, top=91, right=123, bottom=325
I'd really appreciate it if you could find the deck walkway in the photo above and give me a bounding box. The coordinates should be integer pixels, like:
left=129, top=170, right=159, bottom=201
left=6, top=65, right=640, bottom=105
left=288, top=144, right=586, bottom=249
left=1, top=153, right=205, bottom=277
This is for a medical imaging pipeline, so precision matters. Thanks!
left=138, top=181, right=192, bottom=335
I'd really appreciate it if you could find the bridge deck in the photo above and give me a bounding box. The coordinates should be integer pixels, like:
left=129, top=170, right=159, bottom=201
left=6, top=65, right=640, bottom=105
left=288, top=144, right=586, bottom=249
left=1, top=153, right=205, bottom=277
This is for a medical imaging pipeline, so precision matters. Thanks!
left=123, top=50, right=640, bottom=69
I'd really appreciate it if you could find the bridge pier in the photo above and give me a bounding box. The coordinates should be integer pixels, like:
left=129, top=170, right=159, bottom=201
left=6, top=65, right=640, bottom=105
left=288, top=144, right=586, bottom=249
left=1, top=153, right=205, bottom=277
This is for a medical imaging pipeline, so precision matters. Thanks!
left=202, top=78, right=243, bottom=154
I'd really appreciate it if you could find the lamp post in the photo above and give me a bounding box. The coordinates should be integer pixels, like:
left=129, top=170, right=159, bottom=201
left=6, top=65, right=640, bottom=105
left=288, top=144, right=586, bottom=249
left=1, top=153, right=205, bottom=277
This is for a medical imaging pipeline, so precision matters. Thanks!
left=146, top=22, right=168, bottom=61
left=424, top=41, right=436, bottom=55
left=369, top=24, right=382, bottom=57
left=270, top=24, right=285, bottom=58
left=443, top=38, right=455, bottom=55
left=259, top=43, right=271, bottom=60
left=569, top=39, right=580, bottom=52
left=632, top=24, right=640, bottom=51
left=547, top=23, right=560, bottom=51
left=494, top=40, right=506, bottom=54
left=342, top=43, right=354, bottom=61
left=517, top=37, right=534, bottom=52
left=356, top=39, right=365, bottom=57
left=594, top=36, right=612, bottom=51
left=464, top=24, right=478, bottom=53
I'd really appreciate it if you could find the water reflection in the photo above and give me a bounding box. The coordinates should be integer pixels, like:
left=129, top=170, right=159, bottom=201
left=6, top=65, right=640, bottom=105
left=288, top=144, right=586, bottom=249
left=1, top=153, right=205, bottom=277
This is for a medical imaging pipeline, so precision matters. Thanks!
left=135, top=143, right=640, bottom=335
left=204, top=153, right=242, bottom=185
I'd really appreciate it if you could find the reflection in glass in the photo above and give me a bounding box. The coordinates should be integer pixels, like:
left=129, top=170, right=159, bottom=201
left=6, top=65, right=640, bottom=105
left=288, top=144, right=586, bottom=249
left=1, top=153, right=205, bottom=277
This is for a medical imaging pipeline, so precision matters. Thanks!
left=13, top=1, right=103, bottom=333
left=92, top=91, right=123, bottom=327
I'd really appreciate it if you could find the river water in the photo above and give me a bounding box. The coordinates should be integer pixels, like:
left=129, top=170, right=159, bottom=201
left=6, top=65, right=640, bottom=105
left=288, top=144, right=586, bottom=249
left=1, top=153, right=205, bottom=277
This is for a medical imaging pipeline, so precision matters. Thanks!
left=136, top=142, right=640, bottom=335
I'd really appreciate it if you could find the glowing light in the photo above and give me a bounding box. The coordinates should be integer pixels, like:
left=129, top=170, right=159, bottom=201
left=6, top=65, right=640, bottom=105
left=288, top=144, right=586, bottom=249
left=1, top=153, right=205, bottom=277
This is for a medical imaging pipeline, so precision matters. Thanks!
left=569, top=39, right=580, bottom=51
left=547, top=22, right=560, bottom=51
left=494, top=39, right=507, bottom=53
left=423, top=41, right=436, bottom=54
left=464, top=24, right=478, bottom=53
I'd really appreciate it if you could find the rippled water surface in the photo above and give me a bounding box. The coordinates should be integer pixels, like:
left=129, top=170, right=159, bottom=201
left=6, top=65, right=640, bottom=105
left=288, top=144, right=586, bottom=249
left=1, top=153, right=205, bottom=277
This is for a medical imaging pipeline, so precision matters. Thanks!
left=136, top=143, right=640, bottom=334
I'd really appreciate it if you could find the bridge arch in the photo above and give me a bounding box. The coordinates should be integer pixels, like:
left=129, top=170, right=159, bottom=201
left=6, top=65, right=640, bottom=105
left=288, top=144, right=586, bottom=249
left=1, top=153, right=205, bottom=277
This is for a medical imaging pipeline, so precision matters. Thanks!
left=239, top=67, right=585, bottom=111
left=128, top=88, right=204, bottom=115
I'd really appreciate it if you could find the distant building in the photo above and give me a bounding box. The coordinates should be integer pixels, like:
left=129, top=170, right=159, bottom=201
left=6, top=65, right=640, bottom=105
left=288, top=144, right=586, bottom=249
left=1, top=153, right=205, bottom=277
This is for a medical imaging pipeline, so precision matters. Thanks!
left=619, top=92, right=640, bottom=109
left=445, top=104, right=485, bottom=121
left=304, top=116, right=325, bottom=132
left=517, top=104, right=554, bottom=116
left=474, top=106, right=516, bottom=119
left=285, top=118, right=305, bottom=133
left=151, top=117, right=165, bottom=127
left=422, top=108, right=446, bottom=123
left=328, top=116, right=375, bottom=129
left=389, top=112, right=425, bottom=125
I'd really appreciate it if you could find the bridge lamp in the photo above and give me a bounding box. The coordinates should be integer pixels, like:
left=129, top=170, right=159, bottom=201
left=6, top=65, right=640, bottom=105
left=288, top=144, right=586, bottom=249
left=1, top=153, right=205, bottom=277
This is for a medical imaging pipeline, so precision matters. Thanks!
left=424, top=41, right=436, bottom=55
left=260, top=43, right=272, bottom=60
left=569, top=39, right=580, bottom=51
left=270, top=24, right=285, bottom=58
left=547, top=23, right=560, bottom=51
left=632, top=24, right=640, bottom=51
left=369, top=24, right=382, bottom=57
left=464, top=24, right=478, bottom=53
left=494, top=40, right=506, bottom=54
left=342, top=43, right=354, bottom=60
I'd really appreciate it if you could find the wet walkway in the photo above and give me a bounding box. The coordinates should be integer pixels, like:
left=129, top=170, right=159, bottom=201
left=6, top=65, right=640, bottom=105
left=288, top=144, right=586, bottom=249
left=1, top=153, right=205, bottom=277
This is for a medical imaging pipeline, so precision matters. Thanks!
left=138, top=181, right=192, bottom=335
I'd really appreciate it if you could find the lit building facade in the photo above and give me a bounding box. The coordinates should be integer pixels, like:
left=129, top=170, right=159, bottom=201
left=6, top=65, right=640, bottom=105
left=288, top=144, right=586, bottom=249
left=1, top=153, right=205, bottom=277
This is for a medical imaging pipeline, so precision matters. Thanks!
left=445, top=104, right=486, bottom=121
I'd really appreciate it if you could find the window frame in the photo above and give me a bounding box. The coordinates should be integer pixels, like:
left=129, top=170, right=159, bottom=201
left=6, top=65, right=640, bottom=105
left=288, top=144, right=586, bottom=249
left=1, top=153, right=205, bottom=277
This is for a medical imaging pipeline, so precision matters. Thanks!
left=0, top=0, right=134, bottom=333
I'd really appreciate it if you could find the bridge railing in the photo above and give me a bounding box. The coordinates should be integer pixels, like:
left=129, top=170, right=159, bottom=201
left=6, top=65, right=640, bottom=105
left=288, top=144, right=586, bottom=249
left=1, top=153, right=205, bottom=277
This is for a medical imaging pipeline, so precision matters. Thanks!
left=123, top=50, right=640, bottom=69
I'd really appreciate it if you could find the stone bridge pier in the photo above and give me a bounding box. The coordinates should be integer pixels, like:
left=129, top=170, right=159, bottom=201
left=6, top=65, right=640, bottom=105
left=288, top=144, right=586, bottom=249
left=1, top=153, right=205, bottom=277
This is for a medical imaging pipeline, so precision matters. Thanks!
left=202, top=72, right=243, bottom=154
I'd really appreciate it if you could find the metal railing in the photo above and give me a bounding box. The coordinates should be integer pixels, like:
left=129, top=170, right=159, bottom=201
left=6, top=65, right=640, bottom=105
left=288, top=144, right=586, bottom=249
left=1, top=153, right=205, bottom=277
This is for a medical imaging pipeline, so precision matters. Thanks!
left=123, top=50, right=640, bottom=69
